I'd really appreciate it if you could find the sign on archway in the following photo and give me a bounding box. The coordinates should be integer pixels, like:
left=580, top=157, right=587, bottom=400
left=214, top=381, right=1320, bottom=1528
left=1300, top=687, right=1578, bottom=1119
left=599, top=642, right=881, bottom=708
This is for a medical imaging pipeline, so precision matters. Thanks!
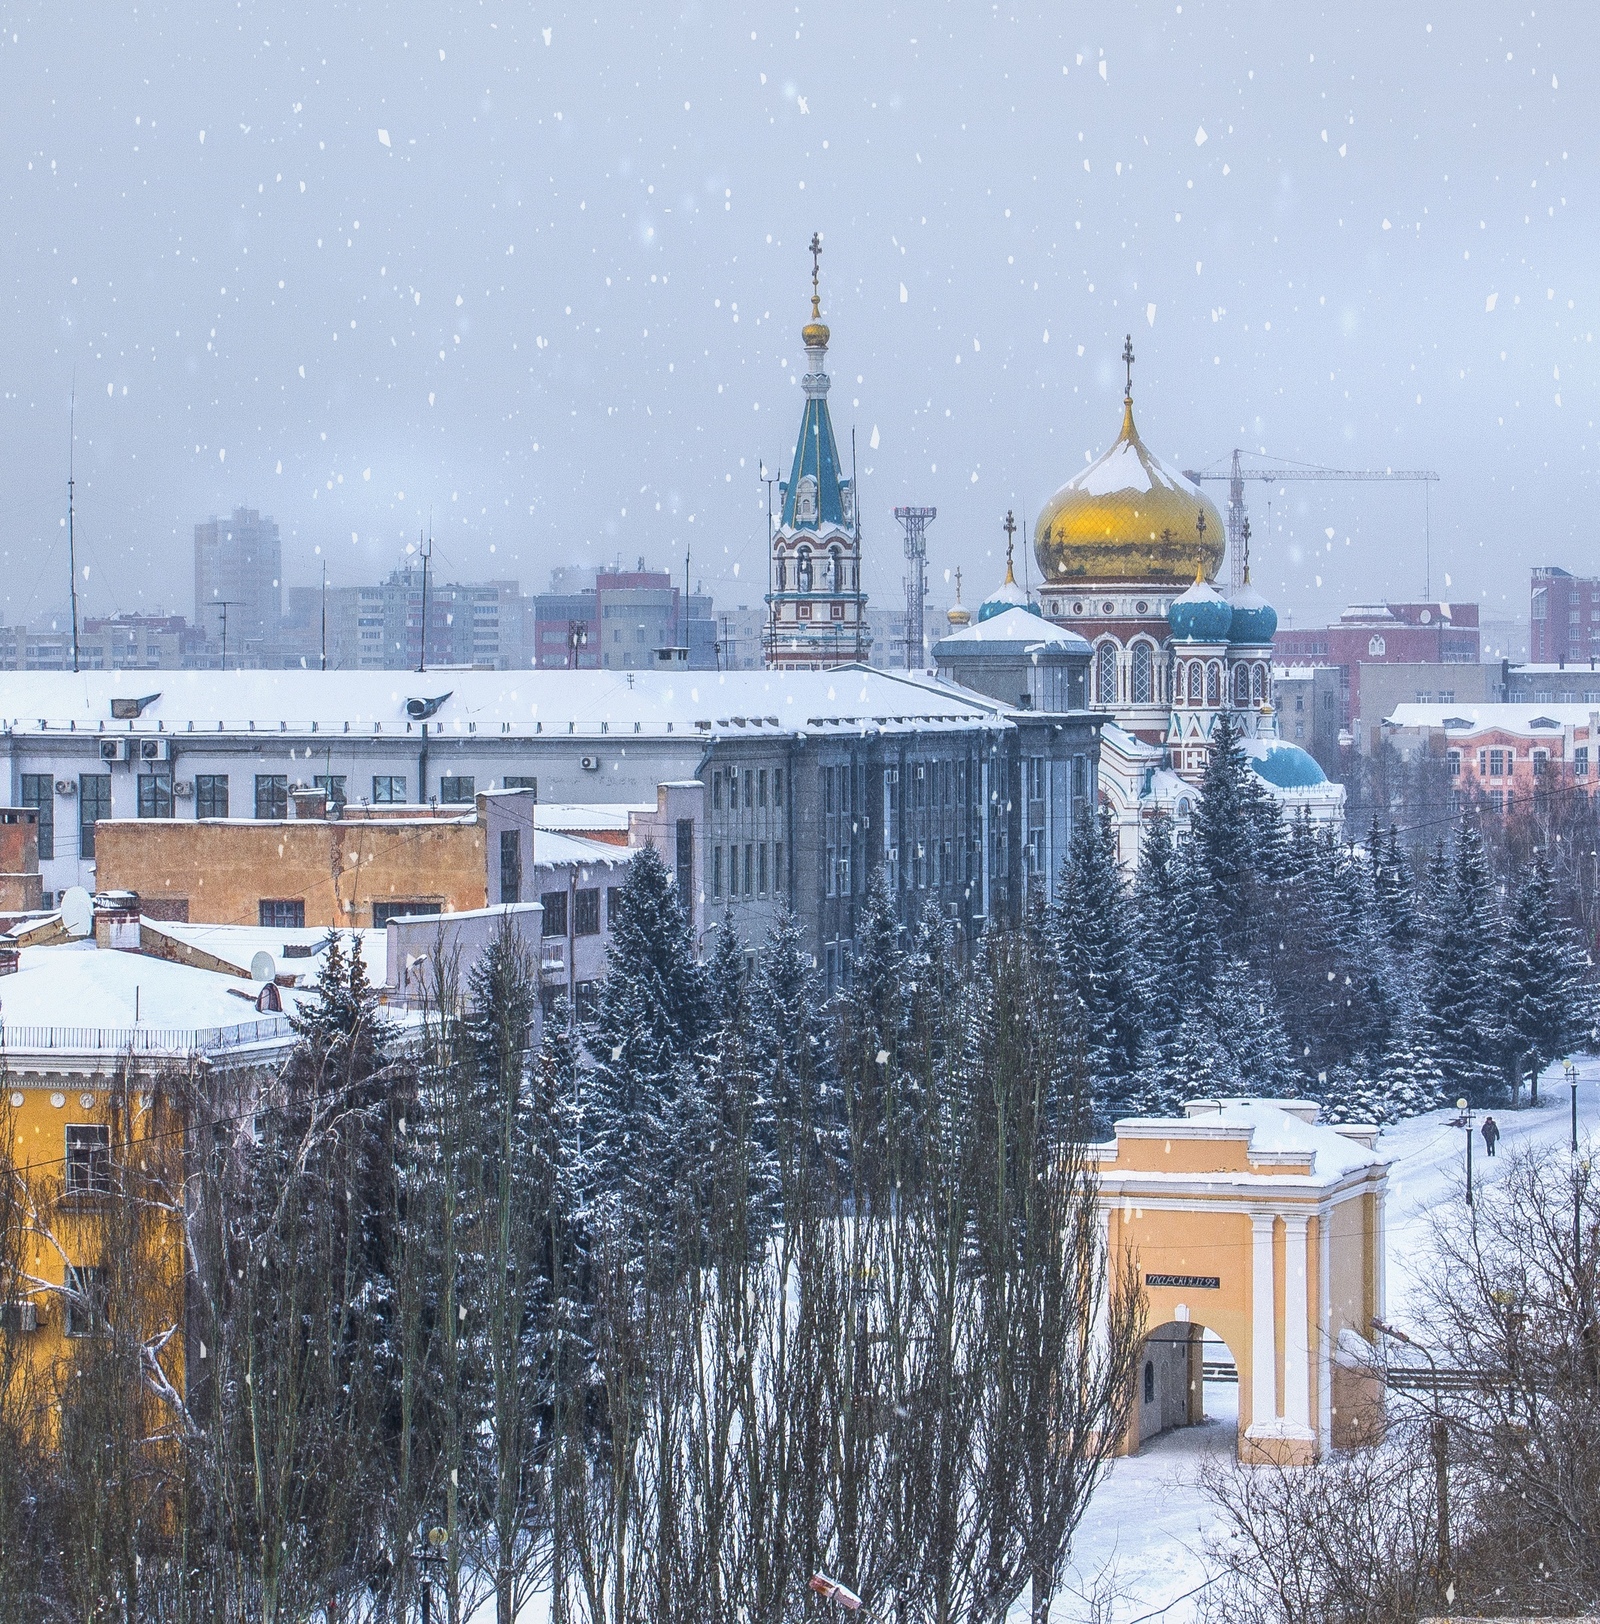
left=1095, top=1098, right=1390, bottom=1465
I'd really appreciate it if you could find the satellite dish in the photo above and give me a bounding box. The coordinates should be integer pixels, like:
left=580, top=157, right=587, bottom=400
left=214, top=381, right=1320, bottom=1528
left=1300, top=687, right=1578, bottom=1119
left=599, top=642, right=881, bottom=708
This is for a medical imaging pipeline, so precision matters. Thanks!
left=59, top=887, right=93, bottom=938
left=249, top=950, right=277, bottom=984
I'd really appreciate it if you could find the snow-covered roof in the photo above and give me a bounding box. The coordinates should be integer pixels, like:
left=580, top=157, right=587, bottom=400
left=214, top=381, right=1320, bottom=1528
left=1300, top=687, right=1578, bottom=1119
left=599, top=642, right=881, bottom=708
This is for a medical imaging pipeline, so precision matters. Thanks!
left=531, top=830, right=637, bottom=869
left=1386, top=702, right=1592, bottom=735
left=1104, top=1097, right=1387, bottom=1184
left=143, top=920, right=386, bottom=985
left=1241, top=737, right=1329, bottom=788
left=3, top=942, right=298, bottom=1024
left=933, top=606, right=1092, bottom=653
left=0, top=667, right=996, bottom=740
left=1065, top=415, right=1204, bottom=500
left=533, top=802, right=649, bottom=833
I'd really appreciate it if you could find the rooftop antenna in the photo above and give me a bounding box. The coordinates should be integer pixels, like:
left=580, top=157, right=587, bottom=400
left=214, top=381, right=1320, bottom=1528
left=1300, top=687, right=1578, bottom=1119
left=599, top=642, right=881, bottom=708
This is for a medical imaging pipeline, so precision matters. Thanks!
left=417, top=519, right=432, bottom=673
left=210, top=599, right=244, bottom=668
left=1424, top=481, right=1432, bottom=600
left=319, top=559, right=328, bottom=671
left=851, top=423, right=866, bottom=660
left=68, top=377, right=81, bottom=673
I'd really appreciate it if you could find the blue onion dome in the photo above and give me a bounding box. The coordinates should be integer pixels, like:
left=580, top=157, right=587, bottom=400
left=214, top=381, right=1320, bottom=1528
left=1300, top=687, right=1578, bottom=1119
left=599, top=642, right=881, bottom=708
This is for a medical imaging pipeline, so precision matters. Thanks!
left=1167, top=574, right=1233, bottom=642
left=1228, top=574, right=1279, bottom=645
left=1244, top=740, right=1328, bottom=788
left=977, top=554, right=1043, bottom=622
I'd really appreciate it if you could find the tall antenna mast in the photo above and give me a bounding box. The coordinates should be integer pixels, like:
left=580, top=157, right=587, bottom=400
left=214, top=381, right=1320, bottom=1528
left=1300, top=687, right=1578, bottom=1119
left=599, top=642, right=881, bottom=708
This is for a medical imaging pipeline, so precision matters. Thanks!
left=417, top=520, right=432, bottom=674
left=210, top=599, right=244, bottom=668
left=68, top=379, right=81, bottom=673
left=894, top=506, right=937, bottom=671
left=320, top=559, right=328, bottom=670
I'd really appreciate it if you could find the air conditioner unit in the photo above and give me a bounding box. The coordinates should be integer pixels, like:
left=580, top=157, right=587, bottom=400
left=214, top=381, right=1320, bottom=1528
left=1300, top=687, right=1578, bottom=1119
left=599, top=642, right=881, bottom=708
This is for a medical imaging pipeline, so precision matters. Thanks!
left=99, top=738, right=129, bottom=762
left=55, top=779, right=76, bottom=796
left=0, top=1302, right=37, bottom=1334
left=580, top=755, right=600, bottom=771
left=173, top=780, right=195, bottom=798
left=138, top=737, right=170, bottom=762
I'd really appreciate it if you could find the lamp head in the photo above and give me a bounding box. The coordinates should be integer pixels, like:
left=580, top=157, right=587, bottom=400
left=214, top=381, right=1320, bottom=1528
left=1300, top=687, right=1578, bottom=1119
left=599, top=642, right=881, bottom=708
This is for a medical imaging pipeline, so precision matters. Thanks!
left=1457, top=1098, right=1468, bottom=1112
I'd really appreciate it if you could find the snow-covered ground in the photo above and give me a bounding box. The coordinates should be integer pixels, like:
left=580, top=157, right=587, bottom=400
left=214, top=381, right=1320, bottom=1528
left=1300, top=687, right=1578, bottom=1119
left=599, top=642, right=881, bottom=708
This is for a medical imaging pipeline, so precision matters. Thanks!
left=1054, top=1063, right=1600, bottom=1624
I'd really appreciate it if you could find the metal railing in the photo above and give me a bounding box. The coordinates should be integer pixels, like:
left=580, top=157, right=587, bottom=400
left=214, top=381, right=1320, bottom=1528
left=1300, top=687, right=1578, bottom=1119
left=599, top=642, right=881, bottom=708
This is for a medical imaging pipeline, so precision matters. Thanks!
left=0, top=1016, right=294, bottom=1056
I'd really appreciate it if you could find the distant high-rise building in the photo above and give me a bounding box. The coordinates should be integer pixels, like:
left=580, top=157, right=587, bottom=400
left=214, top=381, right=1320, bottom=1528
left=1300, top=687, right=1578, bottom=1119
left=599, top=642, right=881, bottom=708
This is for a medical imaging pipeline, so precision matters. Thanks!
left=1529, top=566, right=1600, bottom=665
left=194, top=507, right=282, bottom=663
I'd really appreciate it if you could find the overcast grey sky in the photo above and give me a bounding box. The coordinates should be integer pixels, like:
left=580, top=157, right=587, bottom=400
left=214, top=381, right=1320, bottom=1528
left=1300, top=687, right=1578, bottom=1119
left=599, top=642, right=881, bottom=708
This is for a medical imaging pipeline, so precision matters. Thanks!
left=1, top=0, right=1592, bottom=635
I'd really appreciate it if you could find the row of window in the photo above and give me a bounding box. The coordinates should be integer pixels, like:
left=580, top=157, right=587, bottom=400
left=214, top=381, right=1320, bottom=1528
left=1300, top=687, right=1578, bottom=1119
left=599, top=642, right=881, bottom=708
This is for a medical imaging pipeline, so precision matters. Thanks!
left=539, top=885, right=623, bottom=939
left=713, top=841, right=784, bottom=900
left=1448, top=748, right=1556, bottom=778
left=712, top=765, right=786, bottom=813
left=1090, top=644, right=1271, bottom=709
left=254, top=898, right=444, bottom=930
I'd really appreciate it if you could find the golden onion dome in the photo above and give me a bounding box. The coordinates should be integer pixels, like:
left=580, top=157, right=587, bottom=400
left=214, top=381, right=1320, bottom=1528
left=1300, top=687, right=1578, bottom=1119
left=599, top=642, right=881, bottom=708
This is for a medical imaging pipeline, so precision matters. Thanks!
left=801, top=319, right=831, bottom=349
left=1034, top=398, right=1224, bottom=586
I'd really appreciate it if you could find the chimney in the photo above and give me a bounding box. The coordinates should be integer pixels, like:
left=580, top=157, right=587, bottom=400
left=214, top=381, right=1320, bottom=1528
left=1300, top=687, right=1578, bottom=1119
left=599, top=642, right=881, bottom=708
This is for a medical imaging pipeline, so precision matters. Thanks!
left=93, top=890, right=141, bottom=951
left=290, top=786, right=330, bottom=820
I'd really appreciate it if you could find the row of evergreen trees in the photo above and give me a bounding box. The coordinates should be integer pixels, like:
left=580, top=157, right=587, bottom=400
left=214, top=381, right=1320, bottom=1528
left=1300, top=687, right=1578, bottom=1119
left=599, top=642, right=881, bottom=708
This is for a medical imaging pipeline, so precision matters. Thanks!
left=1054, top=713, right=1593, bottom=1122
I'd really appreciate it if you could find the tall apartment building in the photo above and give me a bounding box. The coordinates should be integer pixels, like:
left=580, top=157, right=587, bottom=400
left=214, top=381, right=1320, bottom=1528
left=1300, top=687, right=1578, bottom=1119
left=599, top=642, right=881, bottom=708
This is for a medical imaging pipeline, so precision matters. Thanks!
left=1530, top=567, right=1600, bottom=665
left=194, top=508, right=282, bottom=664
left=0, top=614, right=208, bottom=673
left=284, top=570, right=528, bottom=670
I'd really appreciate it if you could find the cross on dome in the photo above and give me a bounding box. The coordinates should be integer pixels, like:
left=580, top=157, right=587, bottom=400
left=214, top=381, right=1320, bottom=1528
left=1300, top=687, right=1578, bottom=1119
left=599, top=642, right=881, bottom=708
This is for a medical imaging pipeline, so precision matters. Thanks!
left=1122, top=333, right=1135, bottom=400
left=809, top=231, right=823, bottom=319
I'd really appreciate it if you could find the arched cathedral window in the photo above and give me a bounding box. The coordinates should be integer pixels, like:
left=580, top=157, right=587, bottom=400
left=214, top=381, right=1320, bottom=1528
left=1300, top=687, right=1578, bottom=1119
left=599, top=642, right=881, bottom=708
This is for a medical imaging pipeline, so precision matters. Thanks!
left=1252, top=663, right=1266, bottom=702
left=1205, top=662, right=1221, bottom=707
left=1234, top=664, right=1250, bottom=705
left=1096, top=643, right=1118, bottom=704
left=1187, top=662, right=1203, bottom=704
left=829, top=547, right=844, bottom=594
left=797, top=547, right=813, bottom=593
left=1131, top=642, right=1153, bottom=704
left=796, top=477, right=818, bottom=523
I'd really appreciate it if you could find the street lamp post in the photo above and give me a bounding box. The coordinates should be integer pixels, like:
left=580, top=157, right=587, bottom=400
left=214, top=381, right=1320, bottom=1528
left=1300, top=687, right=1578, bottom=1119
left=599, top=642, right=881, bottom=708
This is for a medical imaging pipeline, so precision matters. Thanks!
left=1569, top=1059, right=1580, bottom=1154
left=1458, top=1098, right=1474, bottom=1208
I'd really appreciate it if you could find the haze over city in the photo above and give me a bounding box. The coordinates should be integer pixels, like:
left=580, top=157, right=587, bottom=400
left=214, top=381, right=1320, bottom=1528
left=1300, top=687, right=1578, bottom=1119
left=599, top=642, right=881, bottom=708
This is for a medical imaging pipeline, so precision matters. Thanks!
left=1, top=0, right=1592, bottom=633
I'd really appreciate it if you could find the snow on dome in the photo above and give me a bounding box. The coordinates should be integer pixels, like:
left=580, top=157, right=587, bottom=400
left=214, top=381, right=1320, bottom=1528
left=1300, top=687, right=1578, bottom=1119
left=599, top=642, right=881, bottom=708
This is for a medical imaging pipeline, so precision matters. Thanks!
left=1241, top=738, right=1329, bottom=789
left=1228, top=577, right=1279, bottom=645
left=1167, top=575, right=1233, bottom=643
left=935, top=606, right=1090, bottom=651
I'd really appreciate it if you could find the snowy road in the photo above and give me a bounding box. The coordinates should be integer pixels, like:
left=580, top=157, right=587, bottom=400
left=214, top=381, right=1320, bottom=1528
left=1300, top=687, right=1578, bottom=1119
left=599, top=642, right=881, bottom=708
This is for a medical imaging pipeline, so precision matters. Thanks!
left=1052, top=1064, right=1600, bottom=1624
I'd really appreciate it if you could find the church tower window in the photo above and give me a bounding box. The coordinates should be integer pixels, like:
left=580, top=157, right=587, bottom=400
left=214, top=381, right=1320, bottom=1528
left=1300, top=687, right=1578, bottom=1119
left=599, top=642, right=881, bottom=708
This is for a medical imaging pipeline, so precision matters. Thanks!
left=1188, top=662, right=1203, bottom=705
left=1096, top=643, right=1117, bottom=704
left=796, top=476, right=818, bottom=523
left=1206, top=662, right=1221, bottom=706
left=1252, top=663, right=1266, bottom=702
left=829, top=546, right=844, bottom=594
left=1233, top=664, right=1250, bottom=705
left=797, top=547, right=814, bottom=593
left=1131, top=643, right=1153, bottom=705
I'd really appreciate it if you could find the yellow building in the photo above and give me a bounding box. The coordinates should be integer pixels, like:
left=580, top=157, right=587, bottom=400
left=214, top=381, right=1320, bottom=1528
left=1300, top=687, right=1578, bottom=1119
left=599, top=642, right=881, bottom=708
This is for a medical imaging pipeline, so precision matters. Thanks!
left=1095, top=1097, right=1389, bottom=1465
left=0, top=938, right=301, bottom=1438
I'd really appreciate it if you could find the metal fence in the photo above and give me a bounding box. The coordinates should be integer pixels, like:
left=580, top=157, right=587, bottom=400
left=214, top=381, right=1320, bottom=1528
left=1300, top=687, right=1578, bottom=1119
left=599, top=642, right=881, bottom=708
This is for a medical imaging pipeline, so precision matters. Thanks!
left=0, top=1016, right=294, bottom=1056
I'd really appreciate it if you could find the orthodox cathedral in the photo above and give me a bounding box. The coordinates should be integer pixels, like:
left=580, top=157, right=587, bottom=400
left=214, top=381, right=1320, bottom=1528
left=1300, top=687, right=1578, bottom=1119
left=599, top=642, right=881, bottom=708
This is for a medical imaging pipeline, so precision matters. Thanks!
left=761, top=250, right=1343, bottom=865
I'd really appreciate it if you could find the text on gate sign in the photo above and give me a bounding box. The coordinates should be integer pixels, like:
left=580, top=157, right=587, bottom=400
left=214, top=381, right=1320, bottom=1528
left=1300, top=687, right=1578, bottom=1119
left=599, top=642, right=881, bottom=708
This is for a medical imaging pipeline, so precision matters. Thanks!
left=1145, top=1273, right=1220, bottom=1289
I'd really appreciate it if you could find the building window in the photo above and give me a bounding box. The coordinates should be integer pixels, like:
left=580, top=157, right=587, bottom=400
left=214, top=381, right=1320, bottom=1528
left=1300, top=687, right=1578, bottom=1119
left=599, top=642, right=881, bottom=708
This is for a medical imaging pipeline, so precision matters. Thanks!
left=1368, top=635, right=1387, bottom=657
left=1096, top=642, right=1117, bottom=704
left=1532, top=751, right=1549, bottom=777
left=885, top=766, right=900, bottom=816
left=503, top=775, right=538, bottom=794
left=1576, top=747, right=1589, bottom=779
left=826, top=843, right=837, bottom=896
left=713, top=769, right=723, bottom=811
left=574, top=888, right=601, bottom=936
left=758, top=842, right=769, bottom=895
left=259, top=899, right=306, bottom=929
left=372, top=775, right=406, bottom=804
left=1233, top=664, right=1250, bottom=706
left=676, top=818, right=695, bottom=899
left=758, top=769, right=768, bottom=808
left=1489, top=749, right=1506, bottom=778
left=743, top=770, right=754, bottom=810
left=1187, top=662, right=1202, bottom=705
left=255, top=774, right=289, bottom=819
left=64, top=1265, right=108, bottom=1339
left=438, top=775, right=475, bottom=804
left=743, top=843, right=753, bottom=897
left=1132, top=643, right=1154, bottom=705
left=574, top=981, right=599, bottom=1023
left=79, top=774, right=112, bottom=859
left=713, top=845, right=724, bottom=897
left=774, top=767, right=785, bottom=809
left=500, top=829, right=521, bottom=904
left=21, top=774, right=53, bottom=861
left=541, top=891, right=569, bottom=937
left=196, top=774, right=230, bottom=819
left=1448, top=752, right=1462, bottom=778
left=1205, top=662, right=1220, bottom=706
left=1071, top=755, right=1090, bottom=802
left=138, top=774, right=174, bottom=819
left=66, top=1125, right=111, bottom=1194
left=607, top=886, right=623, bottom=925
left=313, top=775, right=347, bottom=813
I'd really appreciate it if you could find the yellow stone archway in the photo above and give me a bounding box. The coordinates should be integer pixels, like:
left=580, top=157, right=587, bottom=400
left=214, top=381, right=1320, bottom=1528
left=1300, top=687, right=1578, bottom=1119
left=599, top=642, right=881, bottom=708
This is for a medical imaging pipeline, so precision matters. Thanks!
left=1096, top=1098, right=1390, bottom=1465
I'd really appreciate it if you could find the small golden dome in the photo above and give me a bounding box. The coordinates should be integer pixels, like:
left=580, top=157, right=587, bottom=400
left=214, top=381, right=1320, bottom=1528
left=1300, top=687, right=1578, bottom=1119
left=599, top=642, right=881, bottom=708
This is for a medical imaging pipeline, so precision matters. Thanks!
left=801, top=319, right=831, bottom=348
left=947, top=567, right=971, bottom=627
left=1034, top=398, right=1224, bottom=586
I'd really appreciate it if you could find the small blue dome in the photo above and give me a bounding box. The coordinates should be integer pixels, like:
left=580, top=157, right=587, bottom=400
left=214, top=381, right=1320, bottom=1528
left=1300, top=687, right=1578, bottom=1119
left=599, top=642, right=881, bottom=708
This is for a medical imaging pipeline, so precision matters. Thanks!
left=977, top=565, right=1042, bottom=622
left=1248, top=743, right=1328, bottom=789
left=1167, top=577, right=1232, bottom=642
left=1228, top=579, right=1279, bottom=644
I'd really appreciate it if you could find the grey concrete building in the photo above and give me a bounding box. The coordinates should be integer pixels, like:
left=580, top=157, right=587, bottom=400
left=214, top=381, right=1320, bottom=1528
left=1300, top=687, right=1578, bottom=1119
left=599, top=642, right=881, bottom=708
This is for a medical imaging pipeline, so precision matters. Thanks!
left=194, top=508, right=282, bottom=664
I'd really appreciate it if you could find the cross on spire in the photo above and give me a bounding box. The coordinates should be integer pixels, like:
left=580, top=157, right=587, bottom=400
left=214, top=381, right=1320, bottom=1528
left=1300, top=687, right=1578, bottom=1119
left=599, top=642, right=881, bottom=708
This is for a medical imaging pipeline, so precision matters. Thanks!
left=1003, top=509, right=1017, bottom=581
left=809, top=231, right=823, bottom=318
left=1241, top=516, right=1251, bottom=580
left=1196, top=508, right=1207, bottom=544
left=1122, top=333, right=1136, bottom=400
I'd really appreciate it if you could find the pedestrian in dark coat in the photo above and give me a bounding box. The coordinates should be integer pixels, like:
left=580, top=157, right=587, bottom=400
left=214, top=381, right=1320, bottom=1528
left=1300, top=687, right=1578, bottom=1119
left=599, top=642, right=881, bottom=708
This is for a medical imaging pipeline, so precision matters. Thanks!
left=1481, top=1115, right=1500, bottom=1158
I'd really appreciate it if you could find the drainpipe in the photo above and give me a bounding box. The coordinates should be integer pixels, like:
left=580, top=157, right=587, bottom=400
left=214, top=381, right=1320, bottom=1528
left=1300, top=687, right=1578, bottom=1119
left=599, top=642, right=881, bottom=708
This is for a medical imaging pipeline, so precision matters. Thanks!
left=417, top=721, right=429, bottom=805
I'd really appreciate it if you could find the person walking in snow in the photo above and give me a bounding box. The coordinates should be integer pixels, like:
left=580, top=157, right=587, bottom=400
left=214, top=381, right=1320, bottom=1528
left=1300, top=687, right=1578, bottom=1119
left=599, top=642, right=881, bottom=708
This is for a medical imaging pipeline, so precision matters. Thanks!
left=1481, top=1115, right=1500, bottom=1158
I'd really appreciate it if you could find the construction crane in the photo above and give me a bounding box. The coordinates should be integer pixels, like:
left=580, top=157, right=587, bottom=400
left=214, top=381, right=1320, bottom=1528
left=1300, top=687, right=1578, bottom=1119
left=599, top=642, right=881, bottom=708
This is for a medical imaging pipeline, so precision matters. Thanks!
left=894, top=506, right=936, bottom=670
left=1182, top=452, right=1440, bottom=594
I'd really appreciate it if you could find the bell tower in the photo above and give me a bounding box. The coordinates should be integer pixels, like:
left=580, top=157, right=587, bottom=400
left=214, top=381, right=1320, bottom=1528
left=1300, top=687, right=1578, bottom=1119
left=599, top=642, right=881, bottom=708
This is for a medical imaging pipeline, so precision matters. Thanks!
left=763, top=235, right=871, bottom=670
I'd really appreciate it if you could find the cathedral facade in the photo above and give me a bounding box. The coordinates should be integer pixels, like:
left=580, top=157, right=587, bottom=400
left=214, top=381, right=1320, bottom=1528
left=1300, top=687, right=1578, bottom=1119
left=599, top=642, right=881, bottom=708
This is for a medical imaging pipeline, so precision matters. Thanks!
left=1023, top=343, right=1345, bottom=863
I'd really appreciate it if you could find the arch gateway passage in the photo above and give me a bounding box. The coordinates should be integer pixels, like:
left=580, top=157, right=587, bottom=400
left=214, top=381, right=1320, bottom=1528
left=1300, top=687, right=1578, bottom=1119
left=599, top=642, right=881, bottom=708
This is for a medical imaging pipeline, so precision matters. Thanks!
left=1095, top=1098, right=1390, bottom=1465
